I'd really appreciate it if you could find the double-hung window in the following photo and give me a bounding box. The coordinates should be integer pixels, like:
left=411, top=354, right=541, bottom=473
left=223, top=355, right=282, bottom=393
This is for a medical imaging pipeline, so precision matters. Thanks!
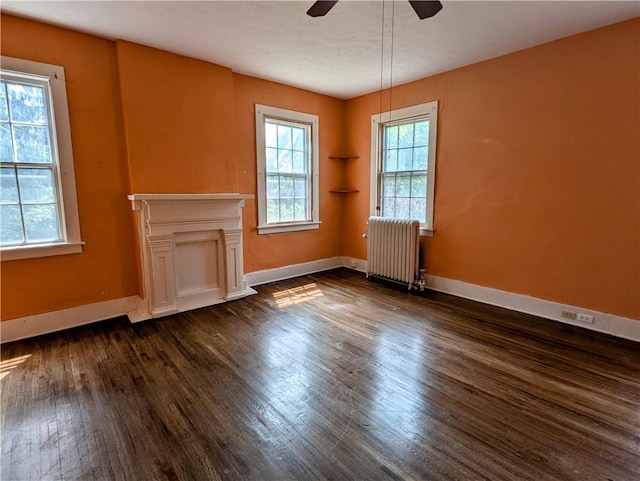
left=371, top=101, right=438, bottom=236
left=1, top=56, right=82, bottom=260
left=255, top=104, right=319, bottom=234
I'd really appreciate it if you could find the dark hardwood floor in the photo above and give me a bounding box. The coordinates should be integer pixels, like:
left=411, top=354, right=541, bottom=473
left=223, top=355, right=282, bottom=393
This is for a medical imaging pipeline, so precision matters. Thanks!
left=1, top=268, right=638, bottom=481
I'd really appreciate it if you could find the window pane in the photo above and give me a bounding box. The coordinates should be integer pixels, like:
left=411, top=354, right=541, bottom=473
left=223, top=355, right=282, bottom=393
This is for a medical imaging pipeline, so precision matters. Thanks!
left=7, top=82, right=47, bottom=124
left=1, top=167, right=19, bottom=203
left=381, top=197, right=395, bottom=218
left=277, top=124, right=291, bottom=149
left=292, top=127, right=305, bottom=152
left=23, top=203, right=60, bottom=242
left=0, top=204, right=24, bottom=244
left=278, top=150, right=292, bottom=173
left=398, top=123, right=414, bottom=148
left=0, top=123, right=14, bottom=161
left=410, top=198, right=427, bottom=224
left=265, top=122, right=277, bottom=148
left=395, top=198, right=411, bottom=219
left=294, top=198, right=307, bottom=221
left=294, top=177, right=307, bottom=198
left=279, top=198, right=294, bottom=222
left=17, top=168, right=55, bottom=203
left=292, top=151, right=305, bottom=174
left=14, top=125, right=52, bottom=163
left=266, top=175, right=279, bottom=198
left=279, top=176, right=294, bottom=198
left=383, top=149, right=397, bottom=172
left=414, top=120, right=429, bottom=146
left=382, top=174, right=395, bottom=197
left=266, top=147, right=278, bottom=173
left=385, top=125, right=398, bottom=149
left=398, top=148, right=412, bottom=171
left=413, top=146, right=428, bottom=170
left=267, top=199, right=280, bottom=223
left=0, top=82, right=8, bottom=121
left=410, top=174, right=427, bottom=197
left=396, top=175, right=411, bottom=197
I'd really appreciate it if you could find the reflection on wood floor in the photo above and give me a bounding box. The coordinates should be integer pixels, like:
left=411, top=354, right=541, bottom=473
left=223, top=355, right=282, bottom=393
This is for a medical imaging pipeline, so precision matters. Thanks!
left=1, top=268, right=638, bottom=480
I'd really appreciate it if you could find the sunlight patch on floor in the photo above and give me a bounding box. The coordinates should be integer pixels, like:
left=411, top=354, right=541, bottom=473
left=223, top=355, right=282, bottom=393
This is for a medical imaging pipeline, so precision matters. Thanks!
left=273, top=283, right=323, bottom=308
left=0, top=353, right=31, bottom=381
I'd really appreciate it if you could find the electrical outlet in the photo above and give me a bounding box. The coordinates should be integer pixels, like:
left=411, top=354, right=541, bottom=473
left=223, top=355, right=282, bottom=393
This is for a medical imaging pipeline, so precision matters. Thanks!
left=350, top=259, right=357, bottom=268
left=577, top=313, right=594, bottom=324
left=561, top=310, right=577, bottom=320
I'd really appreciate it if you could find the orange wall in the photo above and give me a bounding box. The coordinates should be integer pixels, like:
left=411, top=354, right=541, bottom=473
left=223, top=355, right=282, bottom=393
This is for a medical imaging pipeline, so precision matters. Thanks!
left=116, top=41, right=239, bottom=193
left=116, top=43, right=348, bottom=275
left=233, top=74, right=346, bottom=272
left=0, top=15, right=138, bottom=319
left=344, top=19, right=640, bottom=319
left=0, top=15, right=347, bottom=320
left=2, top=13, right=638, bottom=323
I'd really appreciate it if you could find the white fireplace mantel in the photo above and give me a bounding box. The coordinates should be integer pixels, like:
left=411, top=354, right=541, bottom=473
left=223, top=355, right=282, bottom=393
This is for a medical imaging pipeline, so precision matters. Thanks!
left=127, top=193, right=256, bottom=322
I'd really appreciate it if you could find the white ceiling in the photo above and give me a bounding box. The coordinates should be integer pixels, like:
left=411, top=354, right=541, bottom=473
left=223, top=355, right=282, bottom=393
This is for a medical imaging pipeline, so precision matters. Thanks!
left=2, top=1, right=639, bottom=99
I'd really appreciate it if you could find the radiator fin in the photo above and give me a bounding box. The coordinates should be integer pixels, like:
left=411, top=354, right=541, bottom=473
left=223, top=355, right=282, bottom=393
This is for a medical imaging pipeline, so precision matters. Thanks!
left=367, top=216, right=420, bottom=287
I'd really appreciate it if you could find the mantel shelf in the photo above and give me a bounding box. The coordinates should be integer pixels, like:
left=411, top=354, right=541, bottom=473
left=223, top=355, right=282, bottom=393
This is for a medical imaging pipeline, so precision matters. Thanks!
left=128, top=193, right=254, bottom=202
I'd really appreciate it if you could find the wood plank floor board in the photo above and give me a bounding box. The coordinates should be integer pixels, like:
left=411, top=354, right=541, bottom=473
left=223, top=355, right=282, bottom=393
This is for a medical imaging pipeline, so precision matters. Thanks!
left=2, top=268, right=638, bottom=480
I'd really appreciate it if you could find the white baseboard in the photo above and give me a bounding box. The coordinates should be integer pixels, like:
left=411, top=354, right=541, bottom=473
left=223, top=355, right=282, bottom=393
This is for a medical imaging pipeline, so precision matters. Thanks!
left=344, top=257, right=368, bottom=273
left=425, top=275, right=640, bottom=342
left=246, top=256, right=346, bottom=286
left=5, top=257, right=637, bottom=344
left=1, top=296, right=140, bottom=344
left=342, top=256, right=639, bottom=342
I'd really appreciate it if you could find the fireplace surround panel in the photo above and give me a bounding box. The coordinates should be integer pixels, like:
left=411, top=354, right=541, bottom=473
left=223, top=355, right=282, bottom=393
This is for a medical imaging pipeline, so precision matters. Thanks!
left=128, top=193, right=255, bottom=322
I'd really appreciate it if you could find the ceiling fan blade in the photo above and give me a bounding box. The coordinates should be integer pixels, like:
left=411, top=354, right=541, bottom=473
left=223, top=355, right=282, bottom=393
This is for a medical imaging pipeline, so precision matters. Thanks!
left=408, top=0, right=443, bottom=19
left=307, top=1, right=339, bottom=17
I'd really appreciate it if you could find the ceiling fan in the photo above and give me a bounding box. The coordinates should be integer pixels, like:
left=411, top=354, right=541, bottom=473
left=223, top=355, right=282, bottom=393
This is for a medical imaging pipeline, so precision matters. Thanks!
left=307, top=1, right=443, bottom=20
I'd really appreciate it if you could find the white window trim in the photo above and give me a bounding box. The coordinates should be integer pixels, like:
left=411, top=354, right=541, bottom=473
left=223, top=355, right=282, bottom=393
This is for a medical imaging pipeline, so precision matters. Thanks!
left=1, top=56, right=83, bottom=261
left=370, top=100, right=438, bottom=237
left=255, top=104, right=320, bottom=234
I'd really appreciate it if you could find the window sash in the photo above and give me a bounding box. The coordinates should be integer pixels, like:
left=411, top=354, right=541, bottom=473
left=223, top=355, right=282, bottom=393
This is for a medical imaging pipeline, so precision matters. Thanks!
left=378, top=117, right=429, bottom=224
left=263, top=118, right=312, bottom=225
left=265, top=173, right=311, bottom=223
left=380, top=171, right=428, bottom=224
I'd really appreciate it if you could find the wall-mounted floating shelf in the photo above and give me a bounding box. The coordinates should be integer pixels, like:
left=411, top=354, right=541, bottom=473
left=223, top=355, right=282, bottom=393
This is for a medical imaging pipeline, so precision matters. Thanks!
left=329, top=155, right=359, bottom=194
left=329, top=189, right=359, bottom=194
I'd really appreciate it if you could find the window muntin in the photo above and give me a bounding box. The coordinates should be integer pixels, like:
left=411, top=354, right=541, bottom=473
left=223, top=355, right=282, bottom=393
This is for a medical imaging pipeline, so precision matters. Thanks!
left=256, top=104, right=319, bottom=234
left=0, top=75, right=62, bottom=246
left=1, top=56, right=83, bottom=260
left=371, top=101, right=438, bottom=234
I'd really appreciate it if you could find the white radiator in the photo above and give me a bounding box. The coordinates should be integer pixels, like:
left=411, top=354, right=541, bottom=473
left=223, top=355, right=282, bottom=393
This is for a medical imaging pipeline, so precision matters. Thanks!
left=366, top=216, right=420, bottom=288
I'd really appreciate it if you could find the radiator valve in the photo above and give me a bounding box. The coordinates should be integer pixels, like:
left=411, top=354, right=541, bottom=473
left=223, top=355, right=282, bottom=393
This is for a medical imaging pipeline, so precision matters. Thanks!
left=418, top=269, right=427, bottom=291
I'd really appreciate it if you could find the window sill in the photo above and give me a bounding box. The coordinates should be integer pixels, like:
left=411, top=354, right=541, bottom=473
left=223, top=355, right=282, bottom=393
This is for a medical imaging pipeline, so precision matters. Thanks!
left=1, top=241, right=85, bottom=261
left=257, top=221, right=321, bottom=234
left=419, top=228, right=434, bottom=237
